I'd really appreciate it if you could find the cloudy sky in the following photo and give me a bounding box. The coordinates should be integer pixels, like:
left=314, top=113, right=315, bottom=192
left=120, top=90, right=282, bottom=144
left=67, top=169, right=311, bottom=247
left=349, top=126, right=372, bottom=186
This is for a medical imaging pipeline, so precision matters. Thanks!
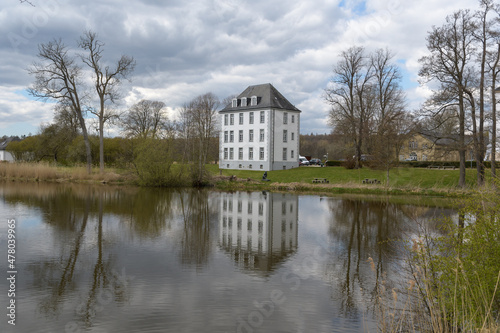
left=0, top=0, right=481, bottom=137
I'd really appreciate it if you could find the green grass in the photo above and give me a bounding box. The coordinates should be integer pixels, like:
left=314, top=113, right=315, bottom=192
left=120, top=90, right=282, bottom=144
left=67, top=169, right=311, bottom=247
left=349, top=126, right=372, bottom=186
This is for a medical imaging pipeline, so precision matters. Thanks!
left=207, top=165, right=480, bottom=190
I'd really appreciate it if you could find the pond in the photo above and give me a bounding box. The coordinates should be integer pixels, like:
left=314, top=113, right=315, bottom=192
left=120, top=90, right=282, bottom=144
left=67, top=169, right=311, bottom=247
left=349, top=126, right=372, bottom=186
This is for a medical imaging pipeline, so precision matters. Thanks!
left=0, top=182, right=457, bottom=333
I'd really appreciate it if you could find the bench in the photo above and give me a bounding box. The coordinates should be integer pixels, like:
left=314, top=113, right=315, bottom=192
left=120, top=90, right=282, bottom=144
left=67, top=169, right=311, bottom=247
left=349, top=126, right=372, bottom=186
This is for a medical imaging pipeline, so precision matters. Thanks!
left=362, top=178, right=381, bottom=184
left=312, top=178, right=329, bottom=183
left=427, top=165, right=440, bottom=169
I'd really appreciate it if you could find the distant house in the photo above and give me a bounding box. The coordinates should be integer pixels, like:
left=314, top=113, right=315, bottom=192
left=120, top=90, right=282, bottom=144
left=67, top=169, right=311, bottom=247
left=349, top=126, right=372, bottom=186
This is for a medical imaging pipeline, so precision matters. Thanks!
left=399, top=132, right=475, bottom=162
left=0, top=136, right=20, bottom=162
left=219, top=83, right=301, bottom=171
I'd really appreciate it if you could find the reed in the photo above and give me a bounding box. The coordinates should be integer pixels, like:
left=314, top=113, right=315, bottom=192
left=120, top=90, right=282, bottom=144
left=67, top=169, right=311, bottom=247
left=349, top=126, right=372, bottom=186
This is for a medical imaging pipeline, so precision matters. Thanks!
left=0, top=162, right=130, bottom=184
left=374, top=189, right=500, bottom=332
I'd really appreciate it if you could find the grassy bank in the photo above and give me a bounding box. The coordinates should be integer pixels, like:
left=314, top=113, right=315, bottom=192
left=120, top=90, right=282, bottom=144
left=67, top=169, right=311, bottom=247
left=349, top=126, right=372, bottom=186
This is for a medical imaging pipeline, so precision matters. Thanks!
left=208, top=164, right=486, bottom=197
left=0, top=162, right=493, bottom=198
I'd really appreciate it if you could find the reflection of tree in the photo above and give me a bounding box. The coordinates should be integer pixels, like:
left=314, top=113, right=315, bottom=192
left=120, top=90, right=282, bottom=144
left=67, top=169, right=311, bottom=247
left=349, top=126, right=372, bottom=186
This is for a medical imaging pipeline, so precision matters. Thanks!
left=178, top=189, right=212, bottom=267
left=36, top=189, right=91, bottom=317
left=326, top=199, right=405, bottom=316
left=1, top=183, right=181, bottom=328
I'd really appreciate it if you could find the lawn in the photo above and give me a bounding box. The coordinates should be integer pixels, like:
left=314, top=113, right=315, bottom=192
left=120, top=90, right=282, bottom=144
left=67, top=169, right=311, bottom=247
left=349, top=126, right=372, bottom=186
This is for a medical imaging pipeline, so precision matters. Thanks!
left=207, top=165, right=480, bottom=190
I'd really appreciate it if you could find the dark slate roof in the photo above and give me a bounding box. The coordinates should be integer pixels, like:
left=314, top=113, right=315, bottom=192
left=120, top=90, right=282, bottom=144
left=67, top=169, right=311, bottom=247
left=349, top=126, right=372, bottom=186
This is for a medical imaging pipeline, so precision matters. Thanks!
left=0, top=136, right=21, bottom=150
left=220, top=83, right=301, bottom=112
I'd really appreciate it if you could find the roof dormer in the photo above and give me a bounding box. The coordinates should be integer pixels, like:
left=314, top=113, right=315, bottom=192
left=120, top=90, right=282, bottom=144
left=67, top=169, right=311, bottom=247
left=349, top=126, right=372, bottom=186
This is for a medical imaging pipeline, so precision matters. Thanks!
left=232, top=98, right=237, bottom=108
left=241, top=97, right=247, bottom=107
left=251, top=95, right=257, bottom=106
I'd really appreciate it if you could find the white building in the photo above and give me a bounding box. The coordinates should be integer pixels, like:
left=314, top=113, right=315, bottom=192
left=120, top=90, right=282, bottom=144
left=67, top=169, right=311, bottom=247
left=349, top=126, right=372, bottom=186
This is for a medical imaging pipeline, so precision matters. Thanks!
left=219, top=83, right=301, bottom=171
left=219, top=191, right=298, bottom=274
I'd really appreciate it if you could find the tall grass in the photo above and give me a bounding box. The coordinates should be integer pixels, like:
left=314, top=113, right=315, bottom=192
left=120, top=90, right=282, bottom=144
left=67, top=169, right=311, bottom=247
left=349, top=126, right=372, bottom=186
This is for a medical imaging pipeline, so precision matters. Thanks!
left=0, top=162, right=129, bottom=183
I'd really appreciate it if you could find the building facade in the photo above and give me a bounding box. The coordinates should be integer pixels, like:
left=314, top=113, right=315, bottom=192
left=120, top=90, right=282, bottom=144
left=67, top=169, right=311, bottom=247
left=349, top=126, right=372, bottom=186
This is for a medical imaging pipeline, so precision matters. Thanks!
left=219, top=83, right=301, bottom=171
left=399, top=132, right=475, bottom=162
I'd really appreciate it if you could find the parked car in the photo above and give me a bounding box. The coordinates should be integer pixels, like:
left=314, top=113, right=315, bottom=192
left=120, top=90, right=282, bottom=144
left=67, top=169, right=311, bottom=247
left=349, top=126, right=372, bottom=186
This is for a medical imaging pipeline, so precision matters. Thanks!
left=299, top=156, right=310, bottom=166
left=309, top=158, right=323, bottom=166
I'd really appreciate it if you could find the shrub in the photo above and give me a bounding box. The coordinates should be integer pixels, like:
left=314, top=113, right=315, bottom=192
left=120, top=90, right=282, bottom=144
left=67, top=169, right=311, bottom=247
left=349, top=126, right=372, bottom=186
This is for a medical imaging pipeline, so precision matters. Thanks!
left=133, top=138, right=189, bottom=187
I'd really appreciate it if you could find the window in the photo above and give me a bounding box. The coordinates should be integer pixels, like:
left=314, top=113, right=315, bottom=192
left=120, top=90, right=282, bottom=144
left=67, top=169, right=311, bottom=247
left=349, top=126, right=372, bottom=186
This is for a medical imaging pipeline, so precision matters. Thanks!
left=259, top=147, right=264, bottom=160
left=283, top=148, right=287, bottom=161
left=229, top=148, right=234, bottom=160
left=241, top=97, right=247, bottom=107
left=283, top=130, right=287, bottom=142
left=224, top=131, right=228, bottom=143
left=248, top=202, right=253, bottom=214
left=232, top=99, right=237, bottom=107
left=283, top=112, right=288, bottom=124
left=249, top=129, right=254, bottom=142
left=291, top=150, right=294, bottom=159
left=249, top=112, right=254, bottom=124
left=247, top=220, right=252, bottom=231
left=230, top=131, right=234, bottom=142
left=239, top=113, right=243, bottom=125
left=224, top=148, right=228, bottom=160
left=291, top=132, right=294, bottom=140
left=230, top=114, right=234, bottom=125
left=260, top=111, right=265, bottom=123
left=249, top=147, right=254, bottom=160
left=238, top=147, right=243, bottom=160
left=251, top=96, right=257, bottom=106
left=259, top=129, right=264, bottom=142
left=224, top=114, right=228, bottom=125
left=258, top=203, right=264, bottom=216
left=239, top=130, right=243, bottom=142
left=291, top=115, right=295, bottom=123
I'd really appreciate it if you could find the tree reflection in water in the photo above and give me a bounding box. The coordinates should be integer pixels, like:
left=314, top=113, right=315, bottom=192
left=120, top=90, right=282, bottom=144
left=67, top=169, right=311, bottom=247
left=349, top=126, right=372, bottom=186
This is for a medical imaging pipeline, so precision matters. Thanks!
left=324, top=198, right=454, bottom=318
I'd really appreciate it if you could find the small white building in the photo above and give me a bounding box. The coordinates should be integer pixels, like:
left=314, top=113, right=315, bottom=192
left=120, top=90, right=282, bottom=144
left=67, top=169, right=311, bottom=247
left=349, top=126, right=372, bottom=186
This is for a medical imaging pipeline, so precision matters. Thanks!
left=219, top=83, right=301, bottom=171
left=0, top=137, right=19, bottom=162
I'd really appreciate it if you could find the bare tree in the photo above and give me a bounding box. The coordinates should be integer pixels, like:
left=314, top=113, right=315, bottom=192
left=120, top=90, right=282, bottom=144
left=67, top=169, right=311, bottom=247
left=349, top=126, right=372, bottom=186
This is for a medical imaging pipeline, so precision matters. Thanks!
left=369, top=48, right=407, bottom=184
left=182, top=93, right=220, bottom=185
left=79, top=30, right=135, bottom=174
left=419, top=10, right=477, bottom=188
left=28, top=39, right=93, bottom=174
left=325, top=46, right=375, bottom=169
left=122, top=100, right=169, bottom=139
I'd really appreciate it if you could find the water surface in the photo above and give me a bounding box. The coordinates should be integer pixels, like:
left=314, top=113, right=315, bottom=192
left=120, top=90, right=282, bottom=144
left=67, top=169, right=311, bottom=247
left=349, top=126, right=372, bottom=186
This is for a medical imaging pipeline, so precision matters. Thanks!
left=0, top=182, right=456, bottom=333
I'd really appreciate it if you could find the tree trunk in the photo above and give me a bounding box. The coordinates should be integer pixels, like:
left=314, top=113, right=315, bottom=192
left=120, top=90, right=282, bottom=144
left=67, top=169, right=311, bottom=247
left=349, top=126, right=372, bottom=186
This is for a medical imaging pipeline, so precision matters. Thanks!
left=99, top=116, right=104, bottom=174
left=459, top=93, right=466, bottom=188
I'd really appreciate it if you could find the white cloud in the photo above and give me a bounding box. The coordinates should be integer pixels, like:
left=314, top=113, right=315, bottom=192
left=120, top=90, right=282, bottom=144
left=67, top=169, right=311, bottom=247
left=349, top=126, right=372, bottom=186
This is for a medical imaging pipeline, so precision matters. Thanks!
left=0, top=0, right=482, bottom=136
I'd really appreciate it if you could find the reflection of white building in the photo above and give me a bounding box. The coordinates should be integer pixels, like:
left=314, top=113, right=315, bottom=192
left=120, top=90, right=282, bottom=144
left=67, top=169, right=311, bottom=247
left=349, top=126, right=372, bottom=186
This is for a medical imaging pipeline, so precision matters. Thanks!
left=219, top=191, right=298, bottom=274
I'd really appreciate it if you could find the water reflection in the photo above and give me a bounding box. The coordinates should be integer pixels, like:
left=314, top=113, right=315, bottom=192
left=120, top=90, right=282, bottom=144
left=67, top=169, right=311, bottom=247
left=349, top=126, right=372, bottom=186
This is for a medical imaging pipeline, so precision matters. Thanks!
left=322, top=197, right=456, bottom=318
left=0, top=182, right=458, bottom=333
left=219, top=191, right=298, bottom=275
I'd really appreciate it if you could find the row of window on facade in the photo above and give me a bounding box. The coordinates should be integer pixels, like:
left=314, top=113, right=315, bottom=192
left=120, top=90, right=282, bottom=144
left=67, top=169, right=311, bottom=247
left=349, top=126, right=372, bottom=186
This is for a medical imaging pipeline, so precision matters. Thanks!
left=223, top=129, right=295, bottom=143
left=232, top=96, right=258, bottom=108
left=222, top=217, right=295, bottom=234
left=223, top=147, right=295, bottom=161
left=224, top=111, right=295, bottom=126
left=222, top=200, right=295, bottom=215
left=408, top=140, right=429, bottom=149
